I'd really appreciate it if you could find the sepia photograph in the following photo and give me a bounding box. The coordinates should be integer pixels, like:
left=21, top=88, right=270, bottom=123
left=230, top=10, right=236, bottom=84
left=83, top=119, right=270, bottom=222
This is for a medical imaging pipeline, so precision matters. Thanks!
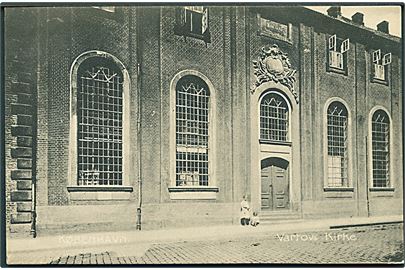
left=1, top=2, right=404, bottom=265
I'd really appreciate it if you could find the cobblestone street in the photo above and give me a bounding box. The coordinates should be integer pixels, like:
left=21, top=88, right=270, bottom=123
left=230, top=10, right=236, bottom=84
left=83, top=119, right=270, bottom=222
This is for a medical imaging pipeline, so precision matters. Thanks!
left=48, top=224, right=403, bottom=264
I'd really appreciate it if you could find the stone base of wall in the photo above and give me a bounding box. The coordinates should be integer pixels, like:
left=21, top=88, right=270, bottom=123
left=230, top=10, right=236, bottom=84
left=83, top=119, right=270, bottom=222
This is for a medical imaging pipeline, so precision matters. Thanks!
left=16, top=198, right=403, bottom=236
left=369, top=198, right=403, bottom=216
left=142, top=202, right=239, bottom=230
left=302, top=199, right=357, bottom=219
left=302, top=198, right=403, bottom=219
left=302, top=199, right=362, bottom=219
left=34, top=202, right=240, bottom=236
left=7, top=224, right=32, bottom=239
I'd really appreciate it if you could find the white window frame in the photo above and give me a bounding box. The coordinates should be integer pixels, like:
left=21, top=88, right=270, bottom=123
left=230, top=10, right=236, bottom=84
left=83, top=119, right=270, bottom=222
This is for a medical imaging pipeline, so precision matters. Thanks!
left=340, top=39, right=350, bottom=53
left=92, top=6, right=115, bottom=13
left=372, top=49, right=381, bottom=63
left=382, top=53, right=392, bottom=66
left=183, top=6, right=209, bottom=35
left=328, top=34, right=336, bottom=51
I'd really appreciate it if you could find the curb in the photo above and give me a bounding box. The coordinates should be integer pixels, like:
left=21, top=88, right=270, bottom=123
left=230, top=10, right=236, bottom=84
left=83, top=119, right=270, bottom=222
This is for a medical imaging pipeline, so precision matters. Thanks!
left=330, top=220, right=403, bottom=229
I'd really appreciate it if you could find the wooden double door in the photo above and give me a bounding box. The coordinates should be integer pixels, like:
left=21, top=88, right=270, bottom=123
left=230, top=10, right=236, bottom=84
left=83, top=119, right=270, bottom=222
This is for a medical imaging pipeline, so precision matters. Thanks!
left=261, top=157, right=289, bottom=210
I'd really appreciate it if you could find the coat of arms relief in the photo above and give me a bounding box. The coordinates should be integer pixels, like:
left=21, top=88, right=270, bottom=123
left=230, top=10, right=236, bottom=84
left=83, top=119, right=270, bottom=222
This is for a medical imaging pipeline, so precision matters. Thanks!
left=251, top=44, right=298, bottom=103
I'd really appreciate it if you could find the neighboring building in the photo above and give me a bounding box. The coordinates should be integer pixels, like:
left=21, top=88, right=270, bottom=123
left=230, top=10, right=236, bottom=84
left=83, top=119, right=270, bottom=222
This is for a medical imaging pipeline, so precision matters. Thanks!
left=4, top=5, right=403, bottom=236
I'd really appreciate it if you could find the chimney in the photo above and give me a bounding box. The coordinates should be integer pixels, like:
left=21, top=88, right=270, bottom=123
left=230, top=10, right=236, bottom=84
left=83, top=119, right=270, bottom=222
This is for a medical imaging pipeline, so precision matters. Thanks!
left=351, top=12, right=364, bottom=25
left=327, top=6, right=342, bottom=18
left=377, top=21, right=389, bottom=34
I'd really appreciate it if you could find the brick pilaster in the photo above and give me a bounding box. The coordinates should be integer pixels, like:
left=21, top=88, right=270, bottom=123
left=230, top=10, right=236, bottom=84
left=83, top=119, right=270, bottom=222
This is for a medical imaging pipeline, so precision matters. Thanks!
left=5, top=7, right=38, bottom=234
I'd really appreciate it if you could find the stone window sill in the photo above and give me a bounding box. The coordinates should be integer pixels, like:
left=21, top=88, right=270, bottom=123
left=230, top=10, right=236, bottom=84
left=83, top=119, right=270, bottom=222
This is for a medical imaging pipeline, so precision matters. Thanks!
left=168, top=186, right=219, bottom=200
left=369, top=187, right=395, bottom=198
left=326, top=65, right=348, bottom=76
left=259, top=139, right=292, bottom=146
left=371, top=77, right=389, bottom=86
left=67, top=185, right=133, bottom=201
left=324, top=187, right=354, bottom=192
left=323, top=187, right=354, bottom=198
left=369, top=187, right=395, bottom=192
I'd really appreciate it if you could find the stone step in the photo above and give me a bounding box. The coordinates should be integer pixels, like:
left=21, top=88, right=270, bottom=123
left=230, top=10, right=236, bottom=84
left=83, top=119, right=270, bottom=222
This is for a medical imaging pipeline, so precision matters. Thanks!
left=260, top=210, right=300, bottom=216
left=260, top=215, right=302, bottom=220
left=260, top=218, right=304, bottom=225
left=259, top=211, right=302, bottom=222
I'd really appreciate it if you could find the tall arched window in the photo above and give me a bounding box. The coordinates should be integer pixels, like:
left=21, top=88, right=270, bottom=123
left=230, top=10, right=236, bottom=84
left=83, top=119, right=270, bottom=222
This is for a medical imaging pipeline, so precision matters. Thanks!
left=371, top=110, right=390, bottom=187
left=77, top=57, right=123, bottom=186
left=260, top=92, right=289, bottom=142
left=175, top=75, right=210, bottom=186
left=327, top=101, right=348, bottom=187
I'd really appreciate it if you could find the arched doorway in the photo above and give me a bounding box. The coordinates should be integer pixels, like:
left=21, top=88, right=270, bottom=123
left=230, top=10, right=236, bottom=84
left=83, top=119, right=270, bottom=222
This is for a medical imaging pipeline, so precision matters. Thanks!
left=261, top=157, right=289, bottom=210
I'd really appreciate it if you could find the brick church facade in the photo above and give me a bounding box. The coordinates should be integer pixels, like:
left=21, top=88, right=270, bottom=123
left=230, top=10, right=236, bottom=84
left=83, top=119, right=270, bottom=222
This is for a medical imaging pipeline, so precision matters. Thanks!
left=4, top=5, right=403, bottom=236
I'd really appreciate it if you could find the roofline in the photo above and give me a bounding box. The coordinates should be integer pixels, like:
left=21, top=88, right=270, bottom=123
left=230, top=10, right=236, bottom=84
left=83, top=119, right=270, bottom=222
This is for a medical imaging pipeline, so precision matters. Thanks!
left=251, top=5, right=401, bottom=53
left=301, top=6, right=401, bottom=42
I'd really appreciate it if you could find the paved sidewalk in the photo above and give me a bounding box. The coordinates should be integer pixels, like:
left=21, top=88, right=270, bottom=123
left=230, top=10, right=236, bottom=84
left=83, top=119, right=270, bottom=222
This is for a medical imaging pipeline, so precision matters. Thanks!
left=6, top=215, right=403, bottom=264
left=48, top=224, right=404, bottom=264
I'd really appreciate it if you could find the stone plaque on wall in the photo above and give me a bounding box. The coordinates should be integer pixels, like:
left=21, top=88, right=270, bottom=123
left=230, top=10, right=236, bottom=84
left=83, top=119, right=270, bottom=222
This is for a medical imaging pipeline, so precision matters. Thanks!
left=258, top=14, right=292, bottom=44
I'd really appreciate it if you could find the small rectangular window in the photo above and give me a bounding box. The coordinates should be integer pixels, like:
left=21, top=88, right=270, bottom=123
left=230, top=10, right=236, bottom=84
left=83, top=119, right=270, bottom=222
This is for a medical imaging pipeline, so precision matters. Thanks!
left=174, top=6, right=211, bottom=43
left=327, top=34, right=349, bottom=74
left=374, top=64, right=385, bottom=81
left=371, top=50, right=391, bottom=84
left=329, top=51, right=343, bottom=70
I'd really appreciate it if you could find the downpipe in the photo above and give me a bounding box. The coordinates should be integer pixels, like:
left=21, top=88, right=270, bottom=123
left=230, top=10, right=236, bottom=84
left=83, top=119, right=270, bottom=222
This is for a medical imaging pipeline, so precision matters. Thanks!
left=30, top=176, right=37, bottom=238
left=31, top=18, right=39, bottom=237
left=136, top=116, right=142, bottom=230
left=135, top=7, right=143, bottom=229
left=365, top=136, right=370, bottom=217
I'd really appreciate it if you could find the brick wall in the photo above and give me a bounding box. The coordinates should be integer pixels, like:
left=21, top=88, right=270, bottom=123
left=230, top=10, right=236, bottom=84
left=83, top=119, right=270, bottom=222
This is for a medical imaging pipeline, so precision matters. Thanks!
left=41, top=7, right=139, bottom=206
left=36, top=8, right=49, bottom=207
left=159, top=6, right=234, bottom=203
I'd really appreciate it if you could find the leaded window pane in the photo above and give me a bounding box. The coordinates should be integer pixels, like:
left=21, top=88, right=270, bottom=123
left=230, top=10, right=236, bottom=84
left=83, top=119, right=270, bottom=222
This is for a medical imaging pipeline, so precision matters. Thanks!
left=260, top=93, right=289, bottom=142
left=372, top=110, right=390, bottom=187
left=175, top=75, right=209, bottom=186
left=327, top=102, right=348, bottom=187
left=77, top=58, right=123, bottom=186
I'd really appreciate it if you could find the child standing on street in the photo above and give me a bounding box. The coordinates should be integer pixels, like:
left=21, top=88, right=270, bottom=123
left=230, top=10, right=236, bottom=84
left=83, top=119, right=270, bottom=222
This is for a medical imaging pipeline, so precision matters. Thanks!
left=240, top=195, right=251, bottom=226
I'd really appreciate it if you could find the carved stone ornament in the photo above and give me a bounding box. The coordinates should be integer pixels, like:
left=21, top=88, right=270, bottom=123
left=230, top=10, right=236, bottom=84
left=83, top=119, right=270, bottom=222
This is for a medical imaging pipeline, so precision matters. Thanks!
left=251, top=44, right=298, bottom=103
